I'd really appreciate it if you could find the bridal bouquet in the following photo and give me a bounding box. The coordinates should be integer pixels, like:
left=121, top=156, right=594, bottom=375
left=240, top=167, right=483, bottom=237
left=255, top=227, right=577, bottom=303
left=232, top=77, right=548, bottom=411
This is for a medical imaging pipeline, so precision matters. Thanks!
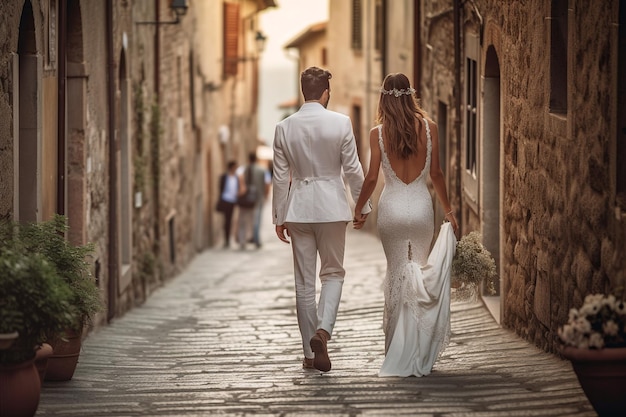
left=451, top=231, right=497, bottom=301
left=558, top=294, right=626, bottom=349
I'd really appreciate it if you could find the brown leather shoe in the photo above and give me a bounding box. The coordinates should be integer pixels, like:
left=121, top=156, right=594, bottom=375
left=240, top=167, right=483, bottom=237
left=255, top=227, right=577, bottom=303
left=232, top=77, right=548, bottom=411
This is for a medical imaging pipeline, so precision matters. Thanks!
left=310, top=329, right=331, bottom=372
left=302, top=357, right=314, bottom=369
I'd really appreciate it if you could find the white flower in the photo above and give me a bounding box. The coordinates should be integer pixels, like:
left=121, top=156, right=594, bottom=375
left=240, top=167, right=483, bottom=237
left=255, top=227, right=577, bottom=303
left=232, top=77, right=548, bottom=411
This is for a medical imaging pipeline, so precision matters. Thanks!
left=602, top=294, right=617, bottom=309
left=584, top=294, right=604, bottom=305
left=568, top=308, right=579, bottom=321
left=559, top=294, right=626, bottom=349
left=558, top=324, right=573, bottom=342
left=579, top=299, right=602, bottom=316
left=588, top=332, right=605, bottom=349
left=574, top=317, right=591, bottom=333
left=603, top=320, right=619, bottom=336
left=451, top=231, right=497, bottom=299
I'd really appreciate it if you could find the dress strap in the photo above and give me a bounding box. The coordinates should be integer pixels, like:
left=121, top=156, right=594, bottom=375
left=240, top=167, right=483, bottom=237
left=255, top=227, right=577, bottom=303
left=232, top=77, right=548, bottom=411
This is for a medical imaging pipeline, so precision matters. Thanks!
left=423, top=118, right=432, bottom=165
left=377, top=124, right=388, bottom=163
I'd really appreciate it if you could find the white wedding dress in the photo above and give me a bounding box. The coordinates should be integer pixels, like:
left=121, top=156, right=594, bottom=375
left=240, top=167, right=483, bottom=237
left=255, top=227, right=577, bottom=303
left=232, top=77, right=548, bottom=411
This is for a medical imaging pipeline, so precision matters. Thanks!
left=376, top=120, right=457, bottom=377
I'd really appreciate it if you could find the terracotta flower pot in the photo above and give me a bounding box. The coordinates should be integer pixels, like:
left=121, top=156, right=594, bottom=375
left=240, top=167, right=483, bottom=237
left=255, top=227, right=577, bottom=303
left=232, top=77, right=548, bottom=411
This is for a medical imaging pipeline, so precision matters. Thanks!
left=562, top=346, right=626, bottom=417
left=0, top=358, right=41, bottom=417
left=34, top=343, right=53, bottom=384
left=0, top=332, right=19, bottom=350
left=45, top=329, right=82, bottom=381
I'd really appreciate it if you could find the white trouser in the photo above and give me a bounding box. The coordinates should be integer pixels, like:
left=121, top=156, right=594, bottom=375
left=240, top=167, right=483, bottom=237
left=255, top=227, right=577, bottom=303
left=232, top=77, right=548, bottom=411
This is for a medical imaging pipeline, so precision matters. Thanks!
left=286, top=221, right=347, bottom=359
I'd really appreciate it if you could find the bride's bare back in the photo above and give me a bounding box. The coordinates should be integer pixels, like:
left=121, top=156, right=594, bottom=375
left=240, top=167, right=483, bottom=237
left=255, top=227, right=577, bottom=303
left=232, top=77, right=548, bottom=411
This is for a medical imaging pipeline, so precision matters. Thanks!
left=382, top=120, right=428, bottom=185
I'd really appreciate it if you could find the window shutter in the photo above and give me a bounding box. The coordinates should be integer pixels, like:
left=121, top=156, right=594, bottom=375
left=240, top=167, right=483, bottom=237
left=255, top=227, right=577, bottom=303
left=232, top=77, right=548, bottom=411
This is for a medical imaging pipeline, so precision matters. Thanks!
left=223, top=2, right=240, bottom=77
left=352, top=0, right=362, bottom=50
left=374, top=1, right=383, bottom=51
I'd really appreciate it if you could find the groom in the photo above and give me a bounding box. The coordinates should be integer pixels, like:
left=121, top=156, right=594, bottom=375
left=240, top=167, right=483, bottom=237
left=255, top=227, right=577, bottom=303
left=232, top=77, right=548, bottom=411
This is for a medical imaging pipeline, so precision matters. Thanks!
left=272, top=66, right=371, bottom=372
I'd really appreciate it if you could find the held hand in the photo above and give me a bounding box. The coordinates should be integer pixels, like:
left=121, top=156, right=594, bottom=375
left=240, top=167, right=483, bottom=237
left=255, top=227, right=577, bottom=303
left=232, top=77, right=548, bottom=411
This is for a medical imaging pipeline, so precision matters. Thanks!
left=275, top=224, right=290, bottom=244
left=445, top=212, right=459, bottom=234
left=352, top=213, right=368, bottom=230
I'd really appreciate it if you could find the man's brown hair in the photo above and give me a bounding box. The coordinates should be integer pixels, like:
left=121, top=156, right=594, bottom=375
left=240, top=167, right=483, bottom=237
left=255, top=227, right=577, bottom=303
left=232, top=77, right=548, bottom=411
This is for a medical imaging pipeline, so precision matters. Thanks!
left=301, top=67, right=332, bottom=101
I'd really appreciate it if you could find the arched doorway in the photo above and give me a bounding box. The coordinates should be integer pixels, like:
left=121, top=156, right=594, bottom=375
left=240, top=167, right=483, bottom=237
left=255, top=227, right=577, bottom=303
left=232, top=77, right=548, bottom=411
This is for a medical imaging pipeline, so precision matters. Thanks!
left=118, top=46, right=132, bottom=294
left=482, top=45, right=501, bottom=317
left=16, top=0, right=41, bottom=223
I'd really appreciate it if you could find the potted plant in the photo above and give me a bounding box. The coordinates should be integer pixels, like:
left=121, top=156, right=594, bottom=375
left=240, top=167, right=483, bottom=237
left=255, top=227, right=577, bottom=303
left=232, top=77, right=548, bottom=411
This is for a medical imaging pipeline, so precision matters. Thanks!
left=558, top=293, right=626, bottom=416
left=0, top=314, right=20, bottom=350
left=0, top=247, right=74, bottom=417
left=450, top=231, right=497, bottom=301
left=15, top=214, right=103, bottom=381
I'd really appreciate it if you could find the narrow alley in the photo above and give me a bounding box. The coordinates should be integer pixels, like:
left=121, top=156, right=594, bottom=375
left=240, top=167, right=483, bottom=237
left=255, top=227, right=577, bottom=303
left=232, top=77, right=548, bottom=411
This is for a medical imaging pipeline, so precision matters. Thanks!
left=36, top=210, right=595, bottom=416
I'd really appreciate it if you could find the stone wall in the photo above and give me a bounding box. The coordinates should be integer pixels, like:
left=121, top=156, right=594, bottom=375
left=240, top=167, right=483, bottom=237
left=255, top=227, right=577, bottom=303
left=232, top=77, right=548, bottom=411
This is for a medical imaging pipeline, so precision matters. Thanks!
left=419, top=1, right=461, bottom=228
left=0, top=2, right=20, bottom=219
left=500, top=0, right=623, bottom=352
left=0, top=0, right=268, bottom=328
left=423, top=0, right=625, bottom=352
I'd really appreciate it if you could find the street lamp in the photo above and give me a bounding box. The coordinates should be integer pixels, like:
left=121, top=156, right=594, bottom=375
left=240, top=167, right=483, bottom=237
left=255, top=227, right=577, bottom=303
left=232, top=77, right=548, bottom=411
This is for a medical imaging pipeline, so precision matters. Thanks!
left=136, top=0, right=188, bottom=25
left=238, top=31, right=267, bottom=62
left=170, top=0, right=188, bottom=18
left=255, top=31, right=267, bottom=54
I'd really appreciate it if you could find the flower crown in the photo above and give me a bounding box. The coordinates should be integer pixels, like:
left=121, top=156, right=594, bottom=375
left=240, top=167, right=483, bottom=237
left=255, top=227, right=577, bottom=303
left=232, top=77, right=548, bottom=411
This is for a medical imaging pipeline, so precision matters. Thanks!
left=380, top=86, right=416, bottom=97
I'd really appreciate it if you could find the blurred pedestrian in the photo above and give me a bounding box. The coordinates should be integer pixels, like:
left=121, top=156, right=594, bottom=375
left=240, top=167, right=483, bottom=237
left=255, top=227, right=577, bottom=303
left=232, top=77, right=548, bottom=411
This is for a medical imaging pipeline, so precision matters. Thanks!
left=216, top=161, right=239, bottom=248
left=353, top=72, right=458, bottom=377
left=237, top=152, right=269, bottom=250
left=272, top=66, right=372, bottom=372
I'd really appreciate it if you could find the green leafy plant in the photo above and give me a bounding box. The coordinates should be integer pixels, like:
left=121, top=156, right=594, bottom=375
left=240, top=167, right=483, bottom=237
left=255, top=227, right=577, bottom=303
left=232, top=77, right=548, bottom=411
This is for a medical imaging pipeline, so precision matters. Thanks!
left=14, top=215, right=103, bottom=330
left=0, top=215, right=103, bottom=335
left=0, top=249, right=74, bottom=364
left=451, top=231, right=497, bottom=301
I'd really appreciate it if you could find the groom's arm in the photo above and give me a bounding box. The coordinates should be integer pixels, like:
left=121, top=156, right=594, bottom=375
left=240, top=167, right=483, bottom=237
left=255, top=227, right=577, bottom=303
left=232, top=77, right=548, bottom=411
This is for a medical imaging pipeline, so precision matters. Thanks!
left=272, top=123, right=290, bottom=226
left=340, top=119, right=372, bottom=215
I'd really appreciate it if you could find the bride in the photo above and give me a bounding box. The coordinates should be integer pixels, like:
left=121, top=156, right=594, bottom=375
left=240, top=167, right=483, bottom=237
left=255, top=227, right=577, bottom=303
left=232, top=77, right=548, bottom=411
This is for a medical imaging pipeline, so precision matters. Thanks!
left=353, top=73, right=458, bottom=377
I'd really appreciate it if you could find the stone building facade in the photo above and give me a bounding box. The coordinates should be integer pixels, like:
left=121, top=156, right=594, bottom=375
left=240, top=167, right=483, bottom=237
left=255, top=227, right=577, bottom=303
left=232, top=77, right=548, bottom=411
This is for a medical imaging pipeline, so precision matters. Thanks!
left=321, top=0, right=625, bottom=353
left=284, top=21, right=328, bottom=108
left=419, top=0, right=625, bottom=352
left=0, top=0, right=274, bottom=328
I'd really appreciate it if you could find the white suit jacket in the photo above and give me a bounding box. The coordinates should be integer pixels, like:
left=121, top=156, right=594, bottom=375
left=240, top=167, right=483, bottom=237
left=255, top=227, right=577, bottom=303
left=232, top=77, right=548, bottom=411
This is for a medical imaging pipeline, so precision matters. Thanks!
left=272, top=102, right=371, bottom=225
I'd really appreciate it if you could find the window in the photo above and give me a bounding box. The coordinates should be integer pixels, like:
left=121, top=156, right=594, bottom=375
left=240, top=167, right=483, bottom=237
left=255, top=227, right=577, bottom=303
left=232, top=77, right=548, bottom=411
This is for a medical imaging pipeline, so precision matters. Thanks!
left=465, top=56, right=477, bottom=177
left=223, top=2, right=240, bottom=77
left=168, top=215, right=176, bottom=264
left=352, top=0, right=362, bottom=50
left=47, top=0, right=57, bottom=68
left=549, top=0, right=568, bottom=114
left=352, top=104, right=362, bottom=159
left=374, top=0, right=383, bottom=51
left=463, top=33, right=479, bottom=207
left=189, top=52, right=196, bottom=129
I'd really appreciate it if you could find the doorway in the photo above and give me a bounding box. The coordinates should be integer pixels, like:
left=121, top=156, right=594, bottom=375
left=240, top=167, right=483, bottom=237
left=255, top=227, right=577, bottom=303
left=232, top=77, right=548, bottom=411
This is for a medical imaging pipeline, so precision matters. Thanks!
left=16, top=0, right=41, bottom=223
left=482, top=45, right=501, bottom=321
left=118, top=47, right=133, bottom=293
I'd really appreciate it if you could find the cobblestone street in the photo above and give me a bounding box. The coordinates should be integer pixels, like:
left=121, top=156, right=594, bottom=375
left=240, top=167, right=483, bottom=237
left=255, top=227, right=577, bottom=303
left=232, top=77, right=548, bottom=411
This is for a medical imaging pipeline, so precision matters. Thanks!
left=37, top=211, right=596, bottom=416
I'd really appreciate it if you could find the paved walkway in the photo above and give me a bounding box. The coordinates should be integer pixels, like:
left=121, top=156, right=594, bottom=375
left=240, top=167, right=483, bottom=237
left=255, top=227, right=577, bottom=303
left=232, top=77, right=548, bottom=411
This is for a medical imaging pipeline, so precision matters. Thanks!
left=37, top=211, right=595, bottom=416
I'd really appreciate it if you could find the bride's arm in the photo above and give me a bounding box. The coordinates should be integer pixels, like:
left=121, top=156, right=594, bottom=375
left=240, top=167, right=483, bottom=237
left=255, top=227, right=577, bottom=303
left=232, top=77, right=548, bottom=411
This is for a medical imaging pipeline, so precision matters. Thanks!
left=354, top=127, right=381, bottom=228
left=429, top=121, right=459, bottom=232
